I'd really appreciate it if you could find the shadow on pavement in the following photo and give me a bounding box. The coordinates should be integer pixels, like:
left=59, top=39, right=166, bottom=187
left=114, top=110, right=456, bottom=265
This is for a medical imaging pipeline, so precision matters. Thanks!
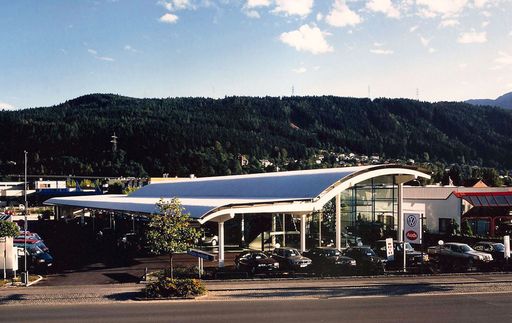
left=221, top=283, right=453, bottom=299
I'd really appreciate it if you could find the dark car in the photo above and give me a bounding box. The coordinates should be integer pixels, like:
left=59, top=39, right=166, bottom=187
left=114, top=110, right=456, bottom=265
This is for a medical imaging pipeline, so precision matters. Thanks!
left=14, top=238, right=49, bottom=253
left=17, top=245, right=53, bottom=273
left=235, top=251, right=280, bottom=275
left=473, top=241, right=509, bottom=270
left=373, top=240, right=429, bottom=271
left=304, top=247, right=357, bottom=275
left=428, top=242, right=493, bottom=272
left=271, top=247, right=312, bottom=271
left=342, top=246, right=385, bottom=275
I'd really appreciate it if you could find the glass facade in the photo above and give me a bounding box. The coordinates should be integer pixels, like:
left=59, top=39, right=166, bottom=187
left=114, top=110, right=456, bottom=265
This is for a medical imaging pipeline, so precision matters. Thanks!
left=337, top=175, right=398, bottom=233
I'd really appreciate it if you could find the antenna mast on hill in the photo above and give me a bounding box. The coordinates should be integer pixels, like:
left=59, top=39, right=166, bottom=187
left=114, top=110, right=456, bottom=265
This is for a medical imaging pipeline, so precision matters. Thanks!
left=111, top=133, right=118, bottom=152
left=368, top=85, right=371, bottom=100
left=416, top=88, right=420, bottom=101
left=292, top=85, right=295, bottom=97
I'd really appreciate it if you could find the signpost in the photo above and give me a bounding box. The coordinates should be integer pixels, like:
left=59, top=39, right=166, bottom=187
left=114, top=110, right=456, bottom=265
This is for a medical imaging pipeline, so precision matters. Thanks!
left=385, top=238, right=394, bottom=261
left=187, top=249, right=216, bottom=278
left=403, top=212, right=423, bottom=272
left=504, top=235, right=510, bottom=259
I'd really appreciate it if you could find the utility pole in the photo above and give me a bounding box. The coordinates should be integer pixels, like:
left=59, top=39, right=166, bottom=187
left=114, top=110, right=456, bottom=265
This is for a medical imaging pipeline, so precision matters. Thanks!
left=23, top=150, right=28, bottom=286
left=111, top=133, right=118, bottom=152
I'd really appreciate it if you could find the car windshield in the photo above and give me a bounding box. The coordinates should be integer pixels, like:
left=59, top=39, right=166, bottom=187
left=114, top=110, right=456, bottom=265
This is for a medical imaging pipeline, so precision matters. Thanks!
left=325, top=249, right=341, bottom=257
left=285, top=249, right=300, bottom=257
left=494, top=243, right=505, bottom=252
left=459, top=245, right=473, bottom=252
left=27, top=245, right=43, bottom=255
left=253, top=253, right=267, bottom=259
left=361, top=248, right=376, bottom=256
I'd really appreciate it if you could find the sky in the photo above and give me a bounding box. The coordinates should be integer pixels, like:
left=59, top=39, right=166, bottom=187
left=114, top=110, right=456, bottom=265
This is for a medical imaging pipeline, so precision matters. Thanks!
left=1, top=0, right=512, bottom=110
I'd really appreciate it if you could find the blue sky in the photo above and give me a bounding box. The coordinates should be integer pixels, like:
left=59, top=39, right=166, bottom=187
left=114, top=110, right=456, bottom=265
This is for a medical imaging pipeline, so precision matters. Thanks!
left=1, top=0, right=511, bottom=109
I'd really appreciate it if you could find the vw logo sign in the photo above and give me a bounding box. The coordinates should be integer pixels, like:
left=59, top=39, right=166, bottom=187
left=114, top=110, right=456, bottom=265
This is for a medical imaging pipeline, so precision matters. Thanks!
left=406, top=215, right=417, bottom=227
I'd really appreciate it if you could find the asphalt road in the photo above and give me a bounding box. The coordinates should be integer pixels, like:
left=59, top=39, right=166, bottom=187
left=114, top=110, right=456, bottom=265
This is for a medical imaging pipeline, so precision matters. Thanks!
left=3, top=292, right=512, bottom=323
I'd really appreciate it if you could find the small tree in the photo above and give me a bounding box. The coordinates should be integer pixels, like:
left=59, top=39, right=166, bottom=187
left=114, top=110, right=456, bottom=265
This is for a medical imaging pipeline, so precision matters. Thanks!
left=145, top=198, right=200, bottom=279
left=0, top=221, right=20, bottom=279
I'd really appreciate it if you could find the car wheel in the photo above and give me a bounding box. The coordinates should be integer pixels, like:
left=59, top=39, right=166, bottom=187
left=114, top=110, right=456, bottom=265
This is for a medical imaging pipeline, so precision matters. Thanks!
left=211, top=239, right=217, bottom=246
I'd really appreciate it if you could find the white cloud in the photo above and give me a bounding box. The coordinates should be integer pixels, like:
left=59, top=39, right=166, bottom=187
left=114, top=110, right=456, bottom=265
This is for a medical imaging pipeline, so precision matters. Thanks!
left=428, top=47, right=437, bottom=53
left=473, top=0, right=488, bottom=8
left=439, top=19, right=459, bottom=28
left=273, top=0, right=313, bottom=17
left=326, top=0, right=362, bottom=28
left=494, top=51, right=512, bottom=67
left=457, top=30, right=487, bottom=44
left=370, top=48, right=394, bottom=55
left=160, top=13, right=179, bottom=23
left=97, top=56, right=115, bottom=62
left=280, top=24, right=333, bottom=54
left=416, top=0, right=468, bottom=17
left=87, top=48, right=115, bottom=62
left=373, top=42, right=384, bottom=47
left=246, top=0, right=271, bottom=8
left=124, top=45, right=138, bottom=52
left=459, top=63, right=468, bottom=69
left=366, top=0, right=400, bottom=19
left=316, top=12, right=323, bottom=21
left=481, top=21, right=489, bottom=28
left=243, top=9, right=261, bottom=18
left=419, top=36, right=430, bottom=47
left=158, top=0, right=192, bottom=11
left=292, top=67, right=307, bottom=73
left=409, top=25, right=418, bottom=32
left=0, top=102, right=15, bottom=110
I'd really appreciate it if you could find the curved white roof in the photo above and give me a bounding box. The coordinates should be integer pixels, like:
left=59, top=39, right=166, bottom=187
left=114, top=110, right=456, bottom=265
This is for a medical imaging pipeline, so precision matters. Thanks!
left=45, top=164, right=430, bottom=223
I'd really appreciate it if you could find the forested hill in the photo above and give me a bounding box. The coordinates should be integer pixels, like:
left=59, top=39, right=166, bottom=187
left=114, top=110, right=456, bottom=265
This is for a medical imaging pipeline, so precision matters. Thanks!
left=1, top=94, right=512, bottom=178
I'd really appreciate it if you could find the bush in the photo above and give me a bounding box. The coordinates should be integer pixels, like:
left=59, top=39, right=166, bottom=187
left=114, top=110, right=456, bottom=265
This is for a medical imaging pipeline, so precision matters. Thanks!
left=144, top=277, right=206, bottom=298
left=159, top=265, right=199, bottom=279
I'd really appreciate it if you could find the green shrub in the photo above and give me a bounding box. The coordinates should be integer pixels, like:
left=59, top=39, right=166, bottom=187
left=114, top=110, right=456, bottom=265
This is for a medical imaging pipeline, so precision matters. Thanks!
left=144, top=277, right=206, bottom=298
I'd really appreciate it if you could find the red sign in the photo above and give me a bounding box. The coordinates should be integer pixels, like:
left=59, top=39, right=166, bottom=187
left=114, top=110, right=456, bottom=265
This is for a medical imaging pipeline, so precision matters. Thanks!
left=406, top=230, right=418, bottom=241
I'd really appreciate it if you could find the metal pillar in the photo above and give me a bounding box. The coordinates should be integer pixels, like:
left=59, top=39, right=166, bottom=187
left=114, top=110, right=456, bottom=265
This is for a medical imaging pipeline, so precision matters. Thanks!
left=336, top=194, right=341, bottom=250
left=218, top=221, right=225, bottom=268
left=300, top=214, right=307, bottom=252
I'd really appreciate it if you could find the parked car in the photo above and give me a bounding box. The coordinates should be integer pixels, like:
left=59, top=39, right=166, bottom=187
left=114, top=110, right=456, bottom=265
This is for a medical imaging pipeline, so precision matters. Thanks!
left=14, top=237, right=49, bottom=253
left=17, top=245, right=53, bottom=273
left=271, top=247, right=312, bottom=271
left=235, top=251, right=280, bottom=275
left=428, top=242, right=493, bottom=272
left=373, top=240, right=429, bottom=271
left=473, top=241, right=510, bottom=270
left=19, top=231, right=43, bottom=241
left=342, top=246, right=385, bottom=275
left=197, top=233, right=218, bottom=246
left=303, top=247, right=356, bottom=275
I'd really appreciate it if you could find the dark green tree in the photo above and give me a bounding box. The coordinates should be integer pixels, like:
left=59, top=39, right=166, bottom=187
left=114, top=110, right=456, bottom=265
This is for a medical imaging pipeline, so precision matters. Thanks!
left=145, top=198, right=200, bottom=279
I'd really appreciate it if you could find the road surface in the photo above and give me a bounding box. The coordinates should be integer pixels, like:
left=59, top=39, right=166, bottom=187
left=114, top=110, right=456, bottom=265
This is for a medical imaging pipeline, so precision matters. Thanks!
left=2, top=292, right=512, bottom=323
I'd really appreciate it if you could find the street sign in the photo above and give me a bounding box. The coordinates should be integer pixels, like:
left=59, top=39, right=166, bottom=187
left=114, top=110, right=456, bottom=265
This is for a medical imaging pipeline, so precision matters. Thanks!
left=404, top=212, right=422, bottom=244
left=187, top=249, right=216, bottom=261
left=385, top=238, right=394, bottom=261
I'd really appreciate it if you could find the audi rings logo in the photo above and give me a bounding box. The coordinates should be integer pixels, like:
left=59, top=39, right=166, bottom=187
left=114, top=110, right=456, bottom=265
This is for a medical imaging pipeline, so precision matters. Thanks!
left=406, top=215, right=417, bottom=227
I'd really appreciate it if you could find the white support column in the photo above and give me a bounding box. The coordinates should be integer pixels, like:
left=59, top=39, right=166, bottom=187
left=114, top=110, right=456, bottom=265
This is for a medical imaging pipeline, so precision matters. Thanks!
left=218, top=221, right=225, bottom=268
left=336, top=194, right=341, bottom=250
left=300, top=214, right=307, bottom=252
left=282, top=213, right=286, bottom=247
left=398, top=182, right=404, bottom=242
left=271, top=214, right=276, bottom=247
left=318, top=212, right=322, bottom=247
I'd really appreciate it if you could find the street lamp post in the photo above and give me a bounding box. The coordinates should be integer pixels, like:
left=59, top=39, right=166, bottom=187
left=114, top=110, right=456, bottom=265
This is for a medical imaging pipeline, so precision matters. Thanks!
left=23, top=150, right=28, bottom=286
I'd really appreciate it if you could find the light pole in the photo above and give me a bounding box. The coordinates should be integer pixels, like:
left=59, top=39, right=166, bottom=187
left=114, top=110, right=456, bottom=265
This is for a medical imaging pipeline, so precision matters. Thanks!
left=23, top=150, right=28, bottom=286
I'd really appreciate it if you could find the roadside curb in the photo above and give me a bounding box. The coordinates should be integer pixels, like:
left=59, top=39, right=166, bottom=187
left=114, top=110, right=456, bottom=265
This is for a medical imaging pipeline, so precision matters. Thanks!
left=27, top=275, right=43, bottom=287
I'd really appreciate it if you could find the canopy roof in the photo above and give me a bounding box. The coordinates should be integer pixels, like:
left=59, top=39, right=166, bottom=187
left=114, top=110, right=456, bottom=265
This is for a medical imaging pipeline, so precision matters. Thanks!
left=454, top=191, right=512, bottom=207
left=45, top=164, right=430, bottom=223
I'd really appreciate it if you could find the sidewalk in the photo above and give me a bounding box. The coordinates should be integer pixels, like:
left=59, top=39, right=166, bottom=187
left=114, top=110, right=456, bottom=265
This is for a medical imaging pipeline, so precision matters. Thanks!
left=2, top=273, right=512, bottom=305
